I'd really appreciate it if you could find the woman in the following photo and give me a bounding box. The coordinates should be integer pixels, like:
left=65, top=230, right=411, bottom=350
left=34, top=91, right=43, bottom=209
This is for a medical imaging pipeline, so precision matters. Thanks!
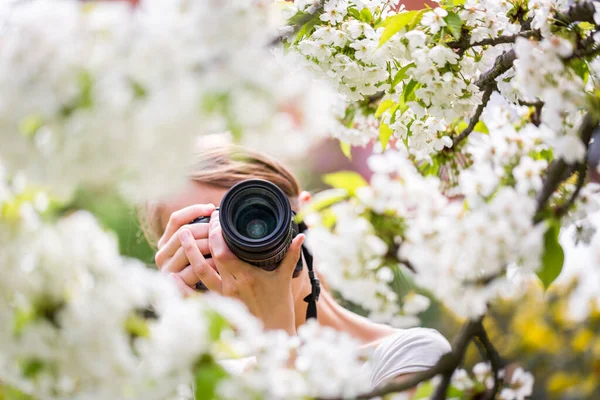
left=140, top=141, right=451, bottom=388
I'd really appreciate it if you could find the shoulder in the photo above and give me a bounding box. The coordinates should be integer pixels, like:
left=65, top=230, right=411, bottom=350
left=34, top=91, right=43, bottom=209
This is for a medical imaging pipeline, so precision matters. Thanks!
left=364, top=328, right=451, bottom=388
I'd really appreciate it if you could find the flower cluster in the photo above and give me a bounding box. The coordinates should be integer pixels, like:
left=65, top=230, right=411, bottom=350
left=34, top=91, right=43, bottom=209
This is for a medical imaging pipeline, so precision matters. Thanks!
left=283, top=0, right=526, bottom=159
left=306, top=149, right=545, bottom=319
left=0, top=204, right=373, bottom=400
left=0, top=209, right=210, bottom=399
left=218, top=320, right=372, bottom=399
left=513, top=36, right=589, bottom=163
left=443, top=362, right=534, bottom=400
left=0, top=0, right=339, bottom=202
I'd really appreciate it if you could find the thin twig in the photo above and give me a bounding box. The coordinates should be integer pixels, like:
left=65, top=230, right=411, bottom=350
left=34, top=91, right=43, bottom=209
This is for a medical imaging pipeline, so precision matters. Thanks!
left=555, top=162, right=589, bottom=218
left=534, top=113, right=596, bottom=222
left=448, top=30, right=540, bottom=52
left=517, top=100, right=544, bottom=108
left=477, top=327, right=504, bottom=400
left=453, top=85, right=494, bottom=147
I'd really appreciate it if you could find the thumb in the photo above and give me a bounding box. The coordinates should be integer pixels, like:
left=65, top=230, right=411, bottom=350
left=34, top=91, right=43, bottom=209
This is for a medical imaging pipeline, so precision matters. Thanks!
left=280, top=233, right=305, bottom=275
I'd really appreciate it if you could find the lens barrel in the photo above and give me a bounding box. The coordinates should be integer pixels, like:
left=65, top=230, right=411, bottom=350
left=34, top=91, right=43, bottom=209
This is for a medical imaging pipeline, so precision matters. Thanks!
left=220, top=179, right=295, bottom=270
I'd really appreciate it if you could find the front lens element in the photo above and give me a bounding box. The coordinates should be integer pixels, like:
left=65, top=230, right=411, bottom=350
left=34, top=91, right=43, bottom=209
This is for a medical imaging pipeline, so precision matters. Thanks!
left=246, top=219, right=268, bottom=239
left=234, top=199, right=277, bottom=240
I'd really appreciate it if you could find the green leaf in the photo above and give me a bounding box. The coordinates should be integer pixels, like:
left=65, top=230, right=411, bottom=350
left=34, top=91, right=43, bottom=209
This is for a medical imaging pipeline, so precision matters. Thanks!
left=340, top=141, right=352, bottom=160
left=323, top=171, right=368, bottom=195
left=578, top=21, right=595, bottom=31
left=446, top=384, right=464, bottom=398
left=379, top=123, right=394, bottom=151
left=375, top=99, right=395, bottom=117
left=537, top=221, right=565, bottom=289
left=130, top=80, right=148, bottom=99
left=389, top=103, right=403, bottom=124
left=287, top=10, right=311, bottom=25
left=378, top=11, right=419, bottom=46
left=294, top=13, right=321, bottom=43
left=13, top=308, right=35, bottom=337
left=474, top=120, right=489, bottom=134
left=294, top=188, right=349, bottom=223
left=194, top=355, right=229, bottom=400
left=568, top=58, right=590, bottom=85
left=403, top=79, right=419, bottom=103
left=414, top=381, right=434, bottom=399
left=60, top=70, right=94, bottom=118
left=206, top=311, right=229, bottom=342
left=347, top=7, right=361, bottom=20
left=0, top=384, right=36, bottom=400
left=445, top=11, right=463, bottom=41
left=408, top=9, right=428, bottom=31
left=21, top=359, right=44, bottom=378
left=18, top=115, right=44, bottom=138
left=124, top=314, right=150, bottom=339
left=392, top=62, right=415, bottom=88
left=359, top=7, right=373, bottom=23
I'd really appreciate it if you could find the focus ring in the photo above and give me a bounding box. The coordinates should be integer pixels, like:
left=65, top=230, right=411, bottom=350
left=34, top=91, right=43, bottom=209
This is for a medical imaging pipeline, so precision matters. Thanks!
left=224, top=224, right=293, bottom=269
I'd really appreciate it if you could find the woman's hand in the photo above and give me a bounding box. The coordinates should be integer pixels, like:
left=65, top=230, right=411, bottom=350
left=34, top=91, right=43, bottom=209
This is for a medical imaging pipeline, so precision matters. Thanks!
left=154, top=203, right=216, bottom=275
left=178, top=209, right=304, bottom=336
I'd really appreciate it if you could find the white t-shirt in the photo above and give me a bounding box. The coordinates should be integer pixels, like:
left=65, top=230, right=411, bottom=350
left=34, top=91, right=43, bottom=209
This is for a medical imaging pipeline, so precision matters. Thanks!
left=362, top=327, right=452, bottom=388
left=220, top=327, right=451, bottom=389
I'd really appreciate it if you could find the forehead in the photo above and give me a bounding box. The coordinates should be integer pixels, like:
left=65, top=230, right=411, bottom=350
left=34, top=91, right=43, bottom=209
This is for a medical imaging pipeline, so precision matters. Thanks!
left=159, top=181, right=228, bottom=229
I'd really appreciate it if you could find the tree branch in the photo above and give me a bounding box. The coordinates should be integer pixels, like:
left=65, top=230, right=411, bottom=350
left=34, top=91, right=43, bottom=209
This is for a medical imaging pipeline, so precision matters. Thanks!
left=477, top=327, right=504, bottom=400
left=563, top=0, right=597, bottom=25
left=431, top=372, right=453, bottom=400
left=534, top=113, right=597, bottom=223
left=453, top=84, right=494, bottom=147
left=322, top=319, right=484, bottom=400
left=554, top=162, right=588, bottom=219
left=475, top=49, right=517, bottom=89
left=448, top=30, right=540, bottom=53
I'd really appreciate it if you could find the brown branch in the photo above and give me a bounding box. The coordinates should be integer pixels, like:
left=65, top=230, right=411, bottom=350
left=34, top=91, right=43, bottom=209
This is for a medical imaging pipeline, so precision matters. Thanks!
left=321, top=319, right=484, bottom=400
left=431, top=372, right=453, bottom=400
left=567, top=44, right=600, bottom=61
left=563, top=0, right=597, bottom=25
left=517, top=100, right=544, bottom=108
left=477, top=327, right=504, bottom=400
left=453, top=84, right=494, bottom=147
left=475, top=49, right=517, bottom=89
left=554, top=162, right=589, bottom=218
left=534, top=113, right=597, bottom=223
left=448, top=30, right=540, bottom=53
left=463, top=271, right=504, bottom=287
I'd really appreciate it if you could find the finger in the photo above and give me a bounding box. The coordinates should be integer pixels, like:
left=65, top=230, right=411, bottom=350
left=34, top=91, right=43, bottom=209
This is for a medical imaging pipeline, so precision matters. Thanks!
left=179, top=229, right=222, bottom=293
left=208, top=213, right=240, bottom=272
left=278, top=234, right=305, bottom=275
left=160, top=239, right=210, bottom=273
left=169, top=273, right=197, bottom=297
left=208, top=209, right=221, bottom=236
left=155, top=224, right=210, bottom=266
left=158, top=204, right=215, bottom=249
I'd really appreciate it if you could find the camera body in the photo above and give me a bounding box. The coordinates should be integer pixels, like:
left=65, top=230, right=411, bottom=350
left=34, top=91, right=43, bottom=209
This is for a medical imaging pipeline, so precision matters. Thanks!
left=190, top=179, right=304, bottom=275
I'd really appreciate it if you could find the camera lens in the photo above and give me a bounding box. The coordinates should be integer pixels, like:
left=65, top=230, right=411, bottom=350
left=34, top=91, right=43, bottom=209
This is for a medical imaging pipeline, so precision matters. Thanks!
left=220, top=179, right=295, bottom=270
left=234, top=199, right=277, bottom=239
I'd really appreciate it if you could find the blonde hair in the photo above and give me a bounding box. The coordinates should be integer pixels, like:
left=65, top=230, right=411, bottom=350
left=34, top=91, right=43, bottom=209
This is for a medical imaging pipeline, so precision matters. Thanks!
left=139, top=142, right=302, bottom=247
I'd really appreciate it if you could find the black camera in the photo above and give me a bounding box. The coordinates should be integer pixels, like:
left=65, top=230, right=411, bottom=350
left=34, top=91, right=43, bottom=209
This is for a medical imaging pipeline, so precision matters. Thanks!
left=191, top=179, right=303, bottom=274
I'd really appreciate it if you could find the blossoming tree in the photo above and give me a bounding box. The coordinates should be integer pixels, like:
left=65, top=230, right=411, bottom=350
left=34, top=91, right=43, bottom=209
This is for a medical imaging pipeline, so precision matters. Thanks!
left=1, top=0, right=599, bottom=399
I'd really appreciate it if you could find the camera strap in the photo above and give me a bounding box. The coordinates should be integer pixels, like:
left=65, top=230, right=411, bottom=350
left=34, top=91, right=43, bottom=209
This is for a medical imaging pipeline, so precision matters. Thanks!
left=297, top=220, right=320, bottom=321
